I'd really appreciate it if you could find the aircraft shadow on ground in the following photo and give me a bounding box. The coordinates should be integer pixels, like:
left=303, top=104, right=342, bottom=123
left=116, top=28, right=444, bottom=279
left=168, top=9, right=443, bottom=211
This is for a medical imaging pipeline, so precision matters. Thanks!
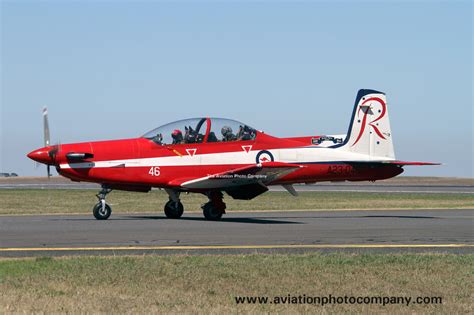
left=126, top=216, right=303, bottom=224
left=124, top=214, right=440, bottom=222
left=252, top=215, right=441, bottom=220
left=361, top=215, right=440, bottom=219
left=52, top=214, right=439, bottom=223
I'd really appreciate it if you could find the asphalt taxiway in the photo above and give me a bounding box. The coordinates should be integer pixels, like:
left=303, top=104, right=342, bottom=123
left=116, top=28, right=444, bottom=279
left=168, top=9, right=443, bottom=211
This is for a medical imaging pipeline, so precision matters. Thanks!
left=1, top=209, right=472, bottom=256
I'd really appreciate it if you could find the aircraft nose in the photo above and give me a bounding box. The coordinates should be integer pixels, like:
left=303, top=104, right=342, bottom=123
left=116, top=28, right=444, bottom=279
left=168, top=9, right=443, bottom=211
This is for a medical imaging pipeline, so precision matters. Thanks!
left=27, top=147, right=53, bottom=165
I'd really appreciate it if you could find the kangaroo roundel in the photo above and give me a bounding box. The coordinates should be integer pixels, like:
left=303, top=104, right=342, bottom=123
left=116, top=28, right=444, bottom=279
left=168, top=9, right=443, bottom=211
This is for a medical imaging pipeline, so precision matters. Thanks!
left=256, top=150, right=274, bottom=164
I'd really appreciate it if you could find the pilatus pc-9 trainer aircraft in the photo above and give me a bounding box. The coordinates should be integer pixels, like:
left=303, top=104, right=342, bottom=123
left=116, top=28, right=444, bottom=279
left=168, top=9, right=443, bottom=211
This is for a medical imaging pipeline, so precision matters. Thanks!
left=28, top=89, right=437, bottom=221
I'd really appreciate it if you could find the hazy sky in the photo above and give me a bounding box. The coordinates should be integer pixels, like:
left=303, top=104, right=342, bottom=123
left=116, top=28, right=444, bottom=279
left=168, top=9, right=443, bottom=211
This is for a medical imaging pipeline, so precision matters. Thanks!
left=1, top=1, right=472, bottom=177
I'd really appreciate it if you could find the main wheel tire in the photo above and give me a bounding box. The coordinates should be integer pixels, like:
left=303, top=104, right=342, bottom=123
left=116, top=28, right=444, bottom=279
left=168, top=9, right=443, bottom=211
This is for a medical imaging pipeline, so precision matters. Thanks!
left=93, top=202, right=112, bottom=220
left=164, top=200, right=184, bottom=219
left=202, top=202, right=224, bottom=221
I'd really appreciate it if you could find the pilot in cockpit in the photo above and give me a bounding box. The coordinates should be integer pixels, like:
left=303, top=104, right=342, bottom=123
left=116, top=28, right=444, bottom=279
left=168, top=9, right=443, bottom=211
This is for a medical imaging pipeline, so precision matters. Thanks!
left=221, top=126, right=236, bottom=141
left=171, top=129, right=184, bottom=144
left=236, top=125, right=253, bottom=140
left=152, top=133, right=163, bottom=144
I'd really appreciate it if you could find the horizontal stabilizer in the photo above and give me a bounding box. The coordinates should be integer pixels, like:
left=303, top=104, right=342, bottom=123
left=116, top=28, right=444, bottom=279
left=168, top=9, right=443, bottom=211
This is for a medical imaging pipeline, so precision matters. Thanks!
left=343, top=160, right=440, bottom=166
left=384, top=161, right=441, bottom=166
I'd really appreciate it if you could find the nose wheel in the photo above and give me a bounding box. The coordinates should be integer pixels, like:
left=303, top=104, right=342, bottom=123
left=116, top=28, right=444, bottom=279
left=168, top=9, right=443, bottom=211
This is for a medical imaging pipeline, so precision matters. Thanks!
left=93, top=186, right=112, bottom=220
left=202, top=191, right=226, bottom=221
left=164, top=200, right=184, bottom=219
left=164, top=188, right=184, bottom=219
left=93, top=202, right=112, bottom=220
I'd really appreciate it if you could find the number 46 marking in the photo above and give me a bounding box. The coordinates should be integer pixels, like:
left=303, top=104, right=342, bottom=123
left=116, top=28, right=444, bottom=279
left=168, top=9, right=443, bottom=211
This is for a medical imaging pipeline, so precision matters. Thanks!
left=148, top=166, right=160, bottom=176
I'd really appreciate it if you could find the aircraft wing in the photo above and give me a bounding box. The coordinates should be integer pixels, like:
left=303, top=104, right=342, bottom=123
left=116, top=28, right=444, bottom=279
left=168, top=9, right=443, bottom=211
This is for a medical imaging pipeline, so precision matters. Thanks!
left=169, top=162, right=302, bottom=190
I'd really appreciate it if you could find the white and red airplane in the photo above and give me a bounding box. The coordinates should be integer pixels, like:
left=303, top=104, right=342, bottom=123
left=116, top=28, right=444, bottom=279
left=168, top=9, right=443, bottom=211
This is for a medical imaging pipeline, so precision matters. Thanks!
left=28, top=89, right=437, bottom=220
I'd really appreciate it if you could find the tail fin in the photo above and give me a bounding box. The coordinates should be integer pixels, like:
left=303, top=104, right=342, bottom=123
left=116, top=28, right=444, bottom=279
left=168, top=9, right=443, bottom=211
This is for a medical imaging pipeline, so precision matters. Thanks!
left=335, top=89, right=395, bottom=159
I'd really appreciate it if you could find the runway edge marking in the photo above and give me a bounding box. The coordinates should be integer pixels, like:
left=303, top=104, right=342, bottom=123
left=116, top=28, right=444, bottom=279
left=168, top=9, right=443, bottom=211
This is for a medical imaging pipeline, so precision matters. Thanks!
left=0, top=244, right=473, bottom=252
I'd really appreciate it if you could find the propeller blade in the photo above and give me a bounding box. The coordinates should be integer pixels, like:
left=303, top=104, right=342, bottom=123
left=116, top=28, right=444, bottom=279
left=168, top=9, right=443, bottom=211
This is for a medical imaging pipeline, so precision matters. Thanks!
left=40, top=107, right=59, bottom=178
left=43, top=107, right=50, bottom=147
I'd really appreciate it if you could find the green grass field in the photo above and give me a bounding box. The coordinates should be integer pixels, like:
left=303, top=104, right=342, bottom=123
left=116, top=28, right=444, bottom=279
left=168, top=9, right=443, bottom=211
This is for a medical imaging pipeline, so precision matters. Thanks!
left=0, top=189, right=473, bottom=215
left=1, top=253, right=472, bottom=313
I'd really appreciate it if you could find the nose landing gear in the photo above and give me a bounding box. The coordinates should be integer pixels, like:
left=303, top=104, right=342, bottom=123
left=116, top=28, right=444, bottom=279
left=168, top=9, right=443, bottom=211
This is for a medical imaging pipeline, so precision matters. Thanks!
left=164, top=189, right=184, bottom=219
left=93, top=186, right=112, bottom=220
left=164, top=200, right=184, bottom=219
left=202, top=191, right=226, bottom=221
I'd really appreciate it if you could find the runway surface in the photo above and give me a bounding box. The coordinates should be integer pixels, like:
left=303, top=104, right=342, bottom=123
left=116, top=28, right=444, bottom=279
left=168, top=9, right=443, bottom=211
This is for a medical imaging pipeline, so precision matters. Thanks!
left=0, top=182, right=472, bottom=193
left=1, top=209, right=472, bottom=256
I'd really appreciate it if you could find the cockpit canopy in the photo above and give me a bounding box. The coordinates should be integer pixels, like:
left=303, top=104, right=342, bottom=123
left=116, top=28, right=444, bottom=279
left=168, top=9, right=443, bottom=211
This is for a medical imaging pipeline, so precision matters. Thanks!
left=142, top=118, right=257, bottom=145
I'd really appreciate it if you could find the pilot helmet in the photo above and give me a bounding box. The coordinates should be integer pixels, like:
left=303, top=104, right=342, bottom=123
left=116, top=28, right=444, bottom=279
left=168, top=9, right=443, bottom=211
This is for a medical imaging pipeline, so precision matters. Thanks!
left=172, top=129, right=183, bottom=140
left=221, top=126, right=232, bottom=137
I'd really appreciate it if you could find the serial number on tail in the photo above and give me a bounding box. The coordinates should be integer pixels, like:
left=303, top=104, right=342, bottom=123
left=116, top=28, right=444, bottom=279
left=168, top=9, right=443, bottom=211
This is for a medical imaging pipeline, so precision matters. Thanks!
left=327, top=165, right=354, bottom=175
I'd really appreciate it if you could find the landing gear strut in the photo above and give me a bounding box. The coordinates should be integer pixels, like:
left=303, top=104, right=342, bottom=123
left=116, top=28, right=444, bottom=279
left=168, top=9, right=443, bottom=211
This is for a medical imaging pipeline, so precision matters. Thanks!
left=93, top=186, right=112, bottom=220
left=202, top=191, right=226, bottom=221
left=164, top=189, right=184, bottom=219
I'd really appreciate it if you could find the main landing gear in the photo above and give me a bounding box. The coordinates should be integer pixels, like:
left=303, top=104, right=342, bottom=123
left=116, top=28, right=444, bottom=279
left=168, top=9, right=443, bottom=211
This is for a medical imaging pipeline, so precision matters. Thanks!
left=202, top=191, right=226, bottom=221
left=164, top=189, right=184, bottom=219
left=93, top=186, right=112, bottom=220
left=163, top=189, right=226, bottom=221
